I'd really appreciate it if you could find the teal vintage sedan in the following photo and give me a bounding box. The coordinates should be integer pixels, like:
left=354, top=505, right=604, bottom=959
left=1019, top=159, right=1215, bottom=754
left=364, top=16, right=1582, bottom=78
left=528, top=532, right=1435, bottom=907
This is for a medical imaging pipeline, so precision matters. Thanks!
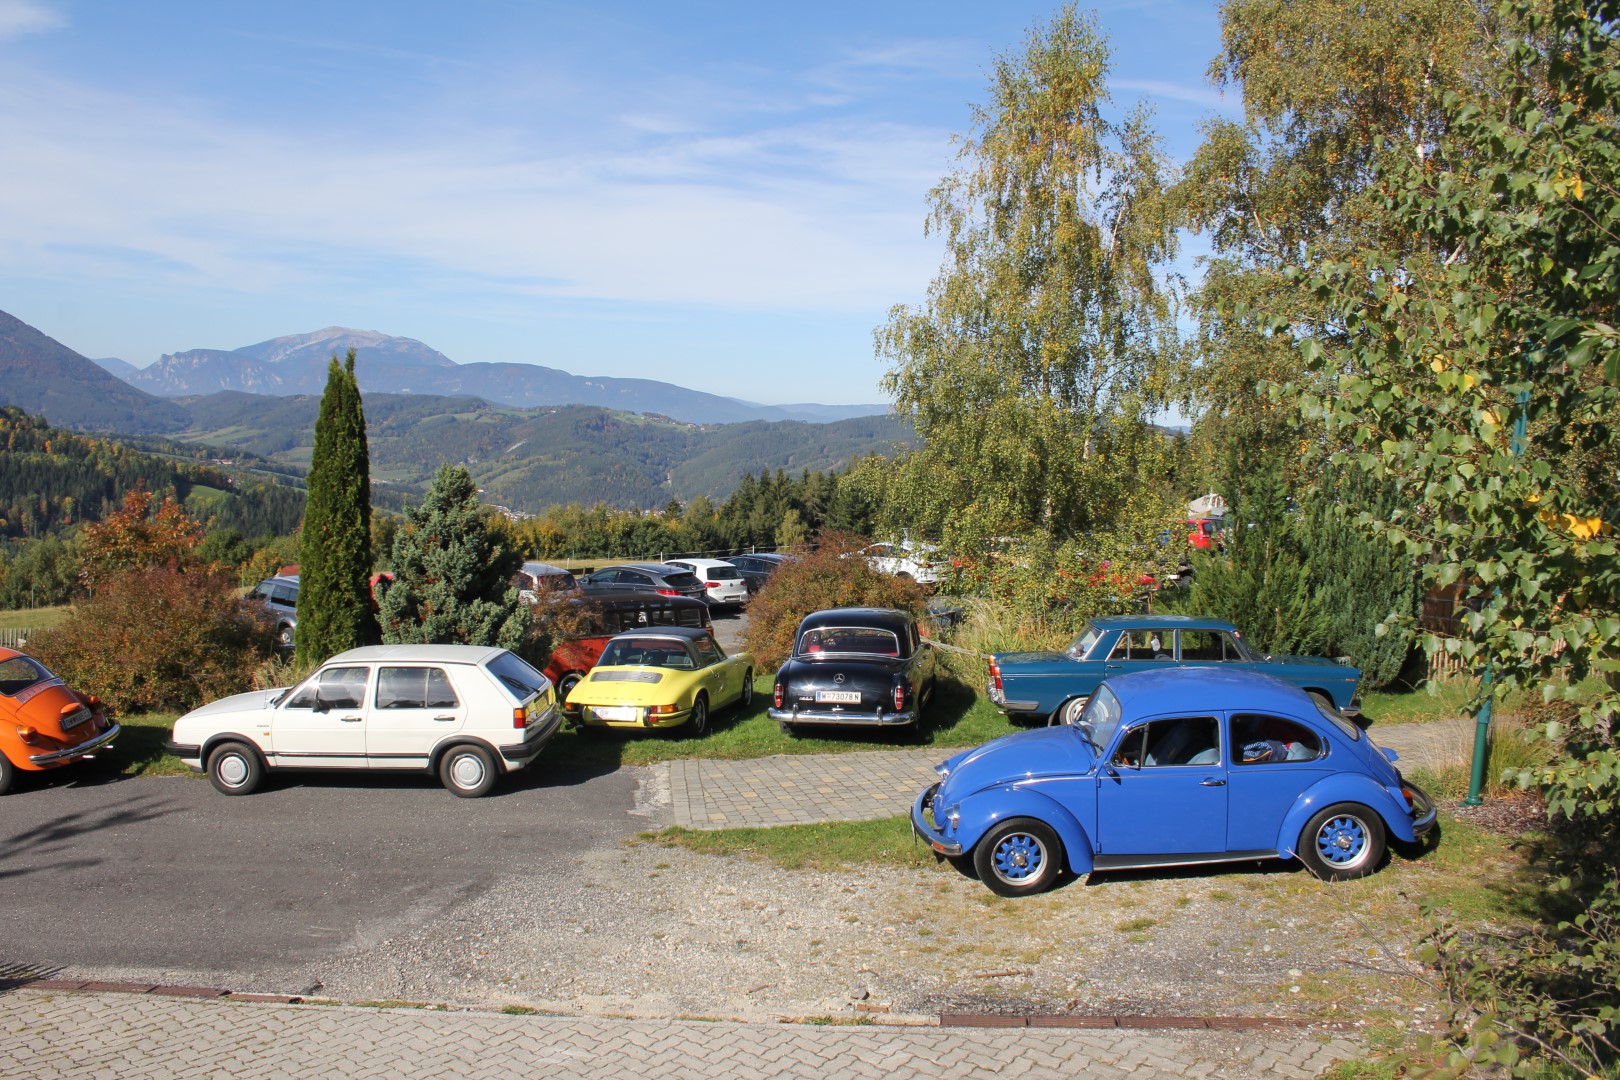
left=988, top=615, right=1360, bottom=726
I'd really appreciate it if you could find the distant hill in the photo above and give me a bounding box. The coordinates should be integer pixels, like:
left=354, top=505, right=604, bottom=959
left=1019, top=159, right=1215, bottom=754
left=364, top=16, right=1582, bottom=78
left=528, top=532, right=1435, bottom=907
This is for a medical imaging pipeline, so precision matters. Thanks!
left=92, top=356, right=141, bottom=380
left=177, top=393, right=913, bottom=512
left=121, top=326, right=892, bottom=425
left=0, top=309, right=190, bottom=434
left=0, top=405, right=305, bottom=540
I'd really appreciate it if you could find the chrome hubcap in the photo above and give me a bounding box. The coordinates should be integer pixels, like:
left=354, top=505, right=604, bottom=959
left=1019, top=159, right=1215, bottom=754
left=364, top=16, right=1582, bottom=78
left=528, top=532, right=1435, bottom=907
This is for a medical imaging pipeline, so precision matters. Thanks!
left=451, top=754, right=485, bottom=787
left=219, top=755, right=247, bottom=786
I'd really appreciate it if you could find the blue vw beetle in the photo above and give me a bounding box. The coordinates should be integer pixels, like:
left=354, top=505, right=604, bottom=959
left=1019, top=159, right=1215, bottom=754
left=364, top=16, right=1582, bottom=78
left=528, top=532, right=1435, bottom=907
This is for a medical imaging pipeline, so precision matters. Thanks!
left=913, top=667, right=1436, bottom=896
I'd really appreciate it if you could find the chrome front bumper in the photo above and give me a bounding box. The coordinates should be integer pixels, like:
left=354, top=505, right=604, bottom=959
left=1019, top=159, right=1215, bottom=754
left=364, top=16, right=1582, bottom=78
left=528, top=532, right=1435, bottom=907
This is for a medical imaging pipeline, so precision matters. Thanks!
left=29, top=723, right=120, bottom=765
left=909, top=781, right=963, bottom=856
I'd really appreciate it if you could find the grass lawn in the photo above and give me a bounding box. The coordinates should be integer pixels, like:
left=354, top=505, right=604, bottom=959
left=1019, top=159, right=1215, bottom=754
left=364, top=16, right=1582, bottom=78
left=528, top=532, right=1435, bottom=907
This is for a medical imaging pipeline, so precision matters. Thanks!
left=0, top=605, right=72, bottom=633
left=89, top=711, right=192, bottom=780
left=543, top=675, right=1021, bottom=769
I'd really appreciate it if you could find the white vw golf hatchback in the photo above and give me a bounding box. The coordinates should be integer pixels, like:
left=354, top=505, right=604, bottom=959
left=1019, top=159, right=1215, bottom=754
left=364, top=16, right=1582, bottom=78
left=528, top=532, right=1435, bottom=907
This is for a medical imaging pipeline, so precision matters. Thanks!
left=166, top=644, right=560, bottom=798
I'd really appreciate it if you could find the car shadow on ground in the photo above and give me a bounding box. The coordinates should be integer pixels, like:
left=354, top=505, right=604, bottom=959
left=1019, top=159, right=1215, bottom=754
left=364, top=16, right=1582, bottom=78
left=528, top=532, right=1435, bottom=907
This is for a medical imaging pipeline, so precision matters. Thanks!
left=248, top=758, right=628, bottom=800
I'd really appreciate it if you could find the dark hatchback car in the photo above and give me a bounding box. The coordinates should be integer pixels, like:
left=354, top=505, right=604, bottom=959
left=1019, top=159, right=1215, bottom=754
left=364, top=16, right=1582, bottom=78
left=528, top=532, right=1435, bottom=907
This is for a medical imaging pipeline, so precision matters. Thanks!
left=768, top=607, right=937, bottom=735
left=724, top=552, right=796, bottom=594
left=578, top=562, right=708, bottom=603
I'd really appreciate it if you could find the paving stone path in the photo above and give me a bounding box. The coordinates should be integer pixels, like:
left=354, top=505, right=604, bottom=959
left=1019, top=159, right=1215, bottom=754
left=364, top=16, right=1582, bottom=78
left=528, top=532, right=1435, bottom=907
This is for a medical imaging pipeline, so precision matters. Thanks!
left=1, top=988, right=1361, bottom=1079
left=670, top=717, right=1472, bottom=830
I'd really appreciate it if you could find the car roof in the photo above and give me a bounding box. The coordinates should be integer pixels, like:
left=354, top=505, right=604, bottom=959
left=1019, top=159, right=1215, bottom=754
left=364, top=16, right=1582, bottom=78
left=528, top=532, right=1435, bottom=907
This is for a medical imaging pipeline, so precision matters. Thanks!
left=606, top=626, right=714, bottom=642
left=602, top=562, right=687, bottom=574
left=579, top=589, right=707, bottom=608
left=521, top=561, right=572, bottom=576
left=730, top=552, right=791, bottom=563
left=325, top=644, right=509, bottom=665
left=259, top=574, right=300, bottom=587
left=1087, top=614, right=1239, bottom=632
left=1106, top=666, right=1311, bottom=714
left=797, top=606, right=912, bottom=630
left=667, top=557, right=737, bottom=569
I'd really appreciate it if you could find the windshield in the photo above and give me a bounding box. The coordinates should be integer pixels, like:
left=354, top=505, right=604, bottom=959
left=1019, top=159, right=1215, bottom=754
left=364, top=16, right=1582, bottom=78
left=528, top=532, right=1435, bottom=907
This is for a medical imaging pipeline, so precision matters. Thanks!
left=600, top=637, right=697, bottom=669
left=1074, top=685, right=1123, bottom=755
left=486, top=650, right=548, bottom=703
left=798, top=626, right=901, bottom=657
left=1065, top=624, right=1104, bottom=660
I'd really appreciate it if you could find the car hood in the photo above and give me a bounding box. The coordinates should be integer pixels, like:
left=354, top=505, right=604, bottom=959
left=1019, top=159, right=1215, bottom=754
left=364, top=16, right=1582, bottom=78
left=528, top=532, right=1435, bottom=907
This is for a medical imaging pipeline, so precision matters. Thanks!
left=180, top=688, right=285, bottom=721
left=937, top=725, right=1097, bottom=800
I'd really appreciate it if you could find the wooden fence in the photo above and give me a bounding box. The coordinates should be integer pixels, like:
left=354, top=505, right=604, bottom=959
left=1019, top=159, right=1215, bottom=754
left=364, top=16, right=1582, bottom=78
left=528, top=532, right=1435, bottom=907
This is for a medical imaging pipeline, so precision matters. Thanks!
left=0, top=627, right=31, bottom=650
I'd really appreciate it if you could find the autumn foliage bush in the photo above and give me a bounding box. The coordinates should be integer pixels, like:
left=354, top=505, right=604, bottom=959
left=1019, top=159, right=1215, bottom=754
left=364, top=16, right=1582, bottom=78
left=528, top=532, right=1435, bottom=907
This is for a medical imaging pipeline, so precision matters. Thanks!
left=742, top=532, right=928, bottom=669
left=31, top=567, right=275, bottom=713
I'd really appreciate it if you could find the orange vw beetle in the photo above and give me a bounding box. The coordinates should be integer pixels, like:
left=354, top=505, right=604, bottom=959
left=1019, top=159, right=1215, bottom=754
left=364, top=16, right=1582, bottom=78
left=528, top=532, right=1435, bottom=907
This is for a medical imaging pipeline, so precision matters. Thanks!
left=0, top=647, right=119, bottom=795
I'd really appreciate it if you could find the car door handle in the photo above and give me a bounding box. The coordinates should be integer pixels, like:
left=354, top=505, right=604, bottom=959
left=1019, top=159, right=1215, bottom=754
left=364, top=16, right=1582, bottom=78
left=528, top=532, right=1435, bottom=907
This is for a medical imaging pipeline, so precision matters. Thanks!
left=434, top=714, right=457, bottom=722
left=339, top=716, right=363, bottom=723
left=1200, top=778, right=1226, bottom=787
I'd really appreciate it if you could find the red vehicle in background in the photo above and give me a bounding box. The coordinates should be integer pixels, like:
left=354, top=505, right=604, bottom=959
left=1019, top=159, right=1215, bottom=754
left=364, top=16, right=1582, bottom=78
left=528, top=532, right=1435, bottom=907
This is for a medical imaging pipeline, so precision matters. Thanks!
left=536, top=591, right=712, bottom=701
left=1187, top=519, right=1223, bottom=550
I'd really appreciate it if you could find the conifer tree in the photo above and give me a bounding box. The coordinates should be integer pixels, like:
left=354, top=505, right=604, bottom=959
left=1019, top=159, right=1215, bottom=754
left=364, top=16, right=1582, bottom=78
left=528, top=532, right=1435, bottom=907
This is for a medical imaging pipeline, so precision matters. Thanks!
left=378, top=465, right=527, bottom=651
left=1178, top=450, right=1327, bottom=657
left=296, top=350, right=377, bottom=664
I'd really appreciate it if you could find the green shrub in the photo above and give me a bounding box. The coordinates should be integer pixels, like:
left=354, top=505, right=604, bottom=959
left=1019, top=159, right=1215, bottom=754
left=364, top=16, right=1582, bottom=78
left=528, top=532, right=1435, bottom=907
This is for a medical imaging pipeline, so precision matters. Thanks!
left=30, top=566, right=275, bottom=713
left=743, top=532, right=927, bottom=668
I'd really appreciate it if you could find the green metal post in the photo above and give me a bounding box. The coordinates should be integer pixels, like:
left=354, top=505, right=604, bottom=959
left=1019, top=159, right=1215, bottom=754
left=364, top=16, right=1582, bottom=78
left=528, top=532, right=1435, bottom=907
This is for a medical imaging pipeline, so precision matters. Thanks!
left=1464, top=383, right=1530, bottom=806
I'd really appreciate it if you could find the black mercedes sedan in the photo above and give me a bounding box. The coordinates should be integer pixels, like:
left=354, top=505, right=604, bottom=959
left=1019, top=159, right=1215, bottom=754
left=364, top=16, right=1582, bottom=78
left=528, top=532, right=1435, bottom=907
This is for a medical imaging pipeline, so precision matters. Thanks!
left=768, top=607, right=936, bottom=735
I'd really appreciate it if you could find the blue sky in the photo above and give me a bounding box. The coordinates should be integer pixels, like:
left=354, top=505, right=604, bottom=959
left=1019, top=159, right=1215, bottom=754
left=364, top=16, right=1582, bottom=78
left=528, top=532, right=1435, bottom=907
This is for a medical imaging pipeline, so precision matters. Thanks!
left=0, top=0, right=1236, bottom=405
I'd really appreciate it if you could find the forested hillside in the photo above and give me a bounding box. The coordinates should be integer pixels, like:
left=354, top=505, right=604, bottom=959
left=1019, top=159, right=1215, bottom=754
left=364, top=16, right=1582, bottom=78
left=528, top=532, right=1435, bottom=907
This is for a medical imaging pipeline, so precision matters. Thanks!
left=177, top=394, right=911, bottom=510
left=0, top=407, right=305, bottom=540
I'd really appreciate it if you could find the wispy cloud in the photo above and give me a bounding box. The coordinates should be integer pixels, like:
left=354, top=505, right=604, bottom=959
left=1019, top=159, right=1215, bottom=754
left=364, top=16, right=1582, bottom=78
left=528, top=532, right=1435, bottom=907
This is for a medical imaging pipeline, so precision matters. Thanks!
left=0, top=0, right=64, bottom=40
left=1114, top=78, right=1232, bottom=111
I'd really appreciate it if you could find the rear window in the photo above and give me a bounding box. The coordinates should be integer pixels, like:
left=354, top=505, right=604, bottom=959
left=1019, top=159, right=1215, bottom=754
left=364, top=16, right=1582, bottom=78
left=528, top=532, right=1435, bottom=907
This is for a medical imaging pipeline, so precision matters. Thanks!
left=703, top=565, right=741, bottom=580
left=798, top=626, right=901, bottom=657
left=486, top=650, right=549, bottom=703
left=661, top=572, right=702, bottom=589
left=0, top=655, right=52, bottom=697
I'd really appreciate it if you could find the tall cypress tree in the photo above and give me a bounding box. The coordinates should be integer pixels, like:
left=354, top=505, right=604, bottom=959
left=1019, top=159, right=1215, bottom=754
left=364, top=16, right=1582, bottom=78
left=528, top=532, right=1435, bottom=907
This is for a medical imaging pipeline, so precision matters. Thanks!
left=296, top=350, right=377, bottom=664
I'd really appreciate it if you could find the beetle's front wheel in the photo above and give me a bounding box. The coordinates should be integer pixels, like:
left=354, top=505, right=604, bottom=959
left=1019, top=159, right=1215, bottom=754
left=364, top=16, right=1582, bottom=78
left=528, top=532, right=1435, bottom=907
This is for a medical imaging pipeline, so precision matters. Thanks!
left=1298, top=803, right=1385, bottom=881
left=973, top=818, right=1063, bottom=897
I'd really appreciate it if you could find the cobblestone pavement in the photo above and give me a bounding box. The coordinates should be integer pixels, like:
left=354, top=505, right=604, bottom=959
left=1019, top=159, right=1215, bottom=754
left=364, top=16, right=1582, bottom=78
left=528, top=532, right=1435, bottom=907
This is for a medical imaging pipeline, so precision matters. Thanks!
left=670, top=717, right=1472, bottom=830
left=1, top=988, right=1361, bottom=1079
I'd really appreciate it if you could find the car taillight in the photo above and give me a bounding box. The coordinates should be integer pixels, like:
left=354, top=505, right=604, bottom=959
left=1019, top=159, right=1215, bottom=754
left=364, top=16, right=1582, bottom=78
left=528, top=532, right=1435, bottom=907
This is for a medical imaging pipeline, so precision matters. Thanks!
left=773, top=683, right=784, bottom=708
left=989, top=659, right=1003, bottom=691
left=650, top=704, right=677, bottom=715
left=656, top=588, right=680, bottom=596
left=894, top=684, right=907, bottom=710
left=705, top=580, right=720, bottom=588
left=514, top=707, right=527, bottom=729
left=16, top=725, right=38, bottom=744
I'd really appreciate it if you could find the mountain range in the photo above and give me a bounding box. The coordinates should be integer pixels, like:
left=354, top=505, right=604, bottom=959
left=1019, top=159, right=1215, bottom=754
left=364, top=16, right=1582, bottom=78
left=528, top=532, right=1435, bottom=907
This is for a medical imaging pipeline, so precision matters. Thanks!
left=99, top=326, right=888, bottom=425
left=0, top=308, right=910, bottom=512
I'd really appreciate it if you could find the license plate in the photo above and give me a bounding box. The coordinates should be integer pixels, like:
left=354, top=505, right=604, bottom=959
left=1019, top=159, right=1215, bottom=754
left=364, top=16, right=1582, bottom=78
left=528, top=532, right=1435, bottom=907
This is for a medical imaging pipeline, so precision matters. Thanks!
left=815, top=690, right=861, bottom=704
left=591, top=705, right=640, bottom=722
left=59, top=705, right=91, bottom=730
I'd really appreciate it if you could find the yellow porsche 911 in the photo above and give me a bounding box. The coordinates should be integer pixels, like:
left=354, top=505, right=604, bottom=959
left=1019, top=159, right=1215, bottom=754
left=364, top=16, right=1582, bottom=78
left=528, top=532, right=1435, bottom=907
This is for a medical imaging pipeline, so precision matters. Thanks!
left=563, top=626, right=755, bottom=735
